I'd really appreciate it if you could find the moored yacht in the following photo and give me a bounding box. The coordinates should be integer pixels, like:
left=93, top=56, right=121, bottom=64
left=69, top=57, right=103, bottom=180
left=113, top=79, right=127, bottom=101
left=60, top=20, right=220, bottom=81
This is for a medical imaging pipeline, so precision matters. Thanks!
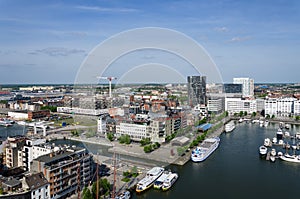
left=279, top=154, right=300, bottom=163
left=115, top=191, right=131, bottom=199
left=264, top=138, right=271, bottom=147
left=259, top=146, right=267, bottom=156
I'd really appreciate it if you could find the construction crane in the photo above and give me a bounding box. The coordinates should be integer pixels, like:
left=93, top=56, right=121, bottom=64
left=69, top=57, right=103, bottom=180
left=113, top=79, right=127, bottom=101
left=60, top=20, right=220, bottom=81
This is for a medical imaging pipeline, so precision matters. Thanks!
left=97, top=76, right=117, bottom=98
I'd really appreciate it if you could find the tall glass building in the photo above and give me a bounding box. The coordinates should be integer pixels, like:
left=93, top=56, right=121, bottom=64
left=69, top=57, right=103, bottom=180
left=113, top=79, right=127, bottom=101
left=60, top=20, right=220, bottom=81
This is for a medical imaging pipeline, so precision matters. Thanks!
left=187, top=76, right=207, bottom=107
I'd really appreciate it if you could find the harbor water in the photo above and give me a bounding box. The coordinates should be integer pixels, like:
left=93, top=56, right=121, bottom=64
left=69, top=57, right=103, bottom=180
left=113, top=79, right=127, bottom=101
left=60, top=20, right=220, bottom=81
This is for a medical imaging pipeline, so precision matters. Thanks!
left=1, top=122, right=300, bottom=198
left=132, top=122, right=300, bottom=199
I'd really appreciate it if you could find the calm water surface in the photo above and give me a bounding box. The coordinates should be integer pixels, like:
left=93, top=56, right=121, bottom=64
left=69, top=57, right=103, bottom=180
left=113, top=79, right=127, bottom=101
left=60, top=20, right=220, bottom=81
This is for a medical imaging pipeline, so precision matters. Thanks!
left=133, top=122, right=300, bottom=199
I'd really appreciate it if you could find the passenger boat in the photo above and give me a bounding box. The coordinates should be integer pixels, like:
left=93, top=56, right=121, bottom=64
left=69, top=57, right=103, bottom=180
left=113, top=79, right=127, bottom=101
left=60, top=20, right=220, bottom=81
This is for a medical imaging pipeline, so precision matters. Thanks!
left=153, top=170, right=171, bottom=189
left=161, top=173, right=178, bottom=191
left=225, top=121, right=235, bottom=133
left=191, top=137, right=220, bottom=162
left=259, top=146, right=267, bottom=156
left=115, top=191, right=131, bottom=199
left=136, top=167, right=164, bottom=193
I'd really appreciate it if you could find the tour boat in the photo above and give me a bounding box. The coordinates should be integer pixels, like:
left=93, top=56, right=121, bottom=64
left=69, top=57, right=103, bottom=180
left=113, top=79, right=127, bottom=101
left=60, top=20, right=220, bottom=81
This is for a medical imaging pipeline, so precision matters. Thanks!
left=191, top=137, right=220, bottom=162
left=225, top=121, right=235, bottom=133
left=136, top=167, right=164, bottom=193
left=153, top=170, right=171, bottom=189
left=161, top=173, right=178, bottom=191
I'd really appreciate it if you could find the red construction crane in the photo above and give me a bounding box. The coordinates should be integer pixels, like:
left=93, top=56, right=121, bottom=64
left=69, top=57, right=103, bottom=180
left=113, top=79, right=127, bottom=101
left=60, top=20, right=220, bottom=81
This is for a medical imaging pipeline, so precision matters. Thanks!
left=97, top=76, right=117, bottom=98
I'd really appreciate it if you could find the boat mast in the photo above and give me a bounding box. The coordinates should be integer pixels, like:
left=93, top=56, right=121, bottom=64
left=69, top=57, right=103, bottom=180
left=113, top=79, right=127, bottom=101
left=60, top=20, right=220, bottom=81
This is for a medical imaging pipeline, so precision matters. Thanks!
left=96, top=153, right=99, bottom=199
left=112, top=152, right=117, bottom=199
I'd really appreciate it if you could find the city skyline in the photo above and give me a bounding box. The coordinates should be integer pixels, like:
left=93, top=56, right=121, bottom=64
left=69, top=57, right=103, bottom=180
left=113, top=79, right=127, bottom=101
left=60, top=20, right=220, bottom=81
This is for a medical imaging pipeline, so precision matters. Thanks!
left=0, top=0, right=299, bottom=84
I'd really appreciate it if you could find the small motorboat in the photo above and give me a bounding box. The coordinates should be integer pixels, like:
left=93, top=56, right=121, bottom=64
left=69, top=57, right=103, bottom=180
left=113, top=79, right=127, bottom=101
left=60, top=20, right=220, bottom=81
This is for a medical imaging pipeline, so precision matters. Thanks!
left=259, top=146, right=267, bottom=156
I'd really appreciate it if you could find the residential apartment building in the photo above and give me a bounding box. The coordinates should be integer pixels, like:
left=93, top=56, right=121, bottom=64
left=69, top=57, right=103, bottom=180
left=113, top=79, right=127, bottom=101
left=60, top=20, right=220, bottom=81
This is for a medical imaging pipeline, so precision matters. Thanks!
left=225, top=98, right=257, bottom=115
left=24, top=173, right=50, bottom=199
left=5, top=136, right=26, bottom=168
left=31, top=147, right=92, bottom=199
left=265, top=97, right=298, bottom=117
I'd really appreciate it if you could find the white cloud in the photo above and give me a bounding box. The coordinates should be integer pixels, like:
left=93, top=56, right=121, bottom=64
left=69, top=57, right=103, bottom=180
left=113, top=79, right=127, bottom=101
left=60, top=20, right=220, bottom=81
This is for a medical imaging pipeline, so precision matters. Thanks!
left=30, top=47, right=85, bottom=56
left=228, top=36, right=252, bottom=43
left=75, top=5, right=138, bottom=13
left=214, top=27, right=229, bottom=32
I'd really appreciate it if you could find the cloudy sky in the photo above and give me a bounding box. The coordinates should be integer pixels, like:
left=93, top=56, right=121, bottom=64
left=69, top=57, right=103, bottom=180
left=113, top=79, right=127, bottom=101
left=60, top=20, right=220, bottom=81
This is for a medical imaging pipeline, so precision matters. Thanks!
left=0, top=0, right=299, bottom=84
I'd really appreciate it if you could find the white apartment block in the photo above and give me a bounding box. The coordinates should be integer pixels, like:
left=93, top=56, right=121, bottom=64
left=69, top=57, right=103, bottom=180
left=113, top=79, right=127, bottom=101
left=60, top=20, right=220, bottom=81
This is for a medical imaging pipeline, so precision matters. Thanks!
left=294, top=100, right=300, bottom=115
left=225, top=98, right=257, bottom=115
left=265, top=97, right=298, bottom=117
left=233, top=77, right=254, bottom=97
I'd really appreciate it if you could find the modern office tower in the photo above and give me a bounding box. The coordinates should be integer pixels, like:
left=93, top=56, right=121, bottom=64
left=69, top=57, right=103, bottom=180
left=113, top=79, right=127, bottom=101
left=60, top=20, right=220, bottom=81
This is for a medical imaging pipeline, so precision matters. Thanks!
left=233, top=77, right=254, bottom=97
left=187, top=76, right=207, bottom=107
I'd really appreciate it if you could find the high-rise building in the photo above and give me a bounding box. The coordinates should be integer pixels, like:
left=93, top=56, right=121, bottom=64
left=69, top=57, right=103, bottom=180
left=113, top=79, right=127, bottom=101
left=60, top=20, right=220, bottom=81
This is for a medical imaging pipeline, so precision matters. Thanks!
left=233, top=77, right=254, bottom=97
left=187, top=76, right=207, bottom=107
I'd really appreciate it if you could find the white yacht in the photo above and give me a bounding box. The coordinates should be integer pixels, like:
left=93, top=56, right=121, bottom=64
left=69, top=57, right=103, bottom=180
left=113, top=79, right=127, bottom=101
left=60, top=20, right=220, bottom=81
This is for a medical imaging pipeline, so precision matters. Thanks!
left=264, top=120, right=269, bottom=127
left=225, top=121, right=235, bottom=133
left=153, top=170, right=171, bottom=189
left=161, top=173, right=178, bottom=191
left=270, top=148, right=276, bottom=156
left=272, top=137, right=277, bottom=144
left=264, top=138, right=271, bottom=147
left=259, top=146, right=267, bottom=156
left=136, top=167, right=164, bottom=193
left=279, top=154, right=300, bottom=163
left=191, top=137, right=220, bottom=162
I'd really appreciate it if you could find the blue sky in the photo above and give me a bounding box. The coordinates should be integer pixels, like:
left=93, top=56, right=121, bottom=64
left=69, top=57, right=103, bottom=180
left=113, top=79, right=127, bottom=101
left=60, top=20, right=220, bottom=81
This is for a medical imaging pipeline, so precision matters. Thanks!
left=0, top=0, right=299, bottom=84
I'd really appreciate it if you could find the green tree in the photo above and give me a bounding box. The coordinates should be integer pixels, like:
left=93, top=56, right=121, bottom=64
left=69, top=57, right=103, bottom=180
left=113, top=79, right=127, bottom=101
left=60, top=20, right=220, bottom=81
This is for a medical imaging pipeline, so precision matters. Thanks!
left=41, top=105, right=57, bottom=112
left=295, top=116, right=300, bottom=121
left=140, top=138, right=151, bottom=146
left=107, top=133, right=114, bottom=141
left=144, top=145, right=153, bottom=153
left=266, top=114, right=270, bottom=119
left=244, top=111, right=247, bottom=116
left=251, top=112, right=257, bottom=118
left=239, top=111, right=244, bottom=117
left=82, top=188, right=93, bottom=199
left=271, top=115, right=275, bottom=119
left=119, top=135, right=131, bottom=144
left=225, top=111, right=229, bottom=117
